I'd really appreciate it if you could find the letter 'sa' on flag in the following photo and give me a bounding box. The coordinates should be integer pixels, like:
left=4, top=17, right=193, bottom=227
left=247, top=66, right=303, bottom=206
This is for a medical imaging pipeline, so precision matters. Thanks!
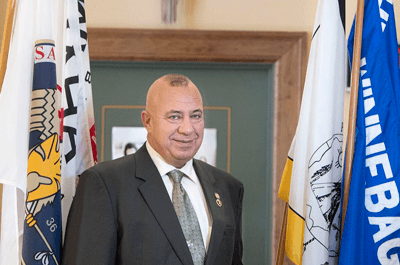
left=278, top=0, right=345, bottom=264
left=339, top=0, right=400, bottom=264
left=0, top=0, right=98, bottom=264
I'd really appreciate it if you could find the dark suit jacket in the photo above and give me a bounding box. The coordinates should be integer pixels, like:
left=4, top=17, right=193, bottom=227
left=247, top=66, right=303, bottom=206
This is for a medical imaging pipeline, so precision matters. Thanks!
left=62, top=144, right=244, bottom=265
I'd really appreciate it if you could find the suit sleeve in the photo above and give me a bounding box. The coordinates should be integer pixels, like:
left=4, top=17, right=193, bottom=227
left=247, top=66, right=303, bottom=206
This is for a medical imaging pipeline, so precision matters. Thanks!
left=62, top=169, right=117, bottom=265
left=232, top=183, right=244, bottom=265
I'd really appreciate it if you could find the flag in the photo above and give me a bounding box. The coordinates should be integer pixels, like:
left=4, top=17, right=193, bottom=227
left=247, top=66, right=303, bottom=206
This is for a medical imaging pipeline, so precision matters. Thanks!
left=22, top=40, right=61, bottom=265
left=339, top=0, right=400, bottom=264
left=0, top=0, right=97, bottom=263
left=21, top=0, right=62, bottom=263
left=278, top=0, right=345, bottom=264
left=0, top=0, right=16, bottom=91
left=60, top=0, right=98, bottom=236
left=0, top=0, right=38, bottom=263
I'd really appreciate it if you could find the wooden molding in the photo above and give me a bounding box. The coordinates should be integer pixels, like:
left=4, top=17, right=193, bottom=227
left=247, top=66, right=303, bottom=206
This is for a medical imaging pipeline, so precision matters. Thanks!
left=88, top=28, right=307, bottom=265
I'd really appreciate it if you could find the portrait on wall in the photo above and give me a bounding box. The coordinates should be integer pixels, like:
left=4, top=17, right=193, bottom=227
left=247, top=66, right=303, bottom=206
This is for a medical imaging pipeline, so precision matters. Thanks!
left=112, top=126, right=217, bottom=166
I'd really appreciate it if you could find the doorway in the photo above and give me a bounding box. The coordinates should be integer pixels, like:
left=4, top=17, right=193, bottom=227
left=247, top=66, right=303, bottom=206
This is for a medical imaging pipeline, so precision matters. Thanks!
left=88, top=28, right=307, bottom=264
left=91, top=60, right=274, bottom=264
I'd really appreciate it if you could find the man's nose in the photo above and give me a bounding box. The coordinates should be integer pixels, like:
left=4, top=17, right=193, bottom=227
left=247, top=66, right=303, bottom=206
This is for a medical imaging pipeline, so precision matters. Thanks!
left=178, top=117, right=194, bottom=135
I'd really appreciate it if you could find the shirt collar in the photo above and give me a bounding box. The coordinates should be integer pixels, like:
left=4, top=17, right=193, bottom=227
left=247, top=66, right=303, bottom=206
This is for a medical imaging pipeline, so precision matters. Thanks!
left=146, top=141, right=194, bottom=180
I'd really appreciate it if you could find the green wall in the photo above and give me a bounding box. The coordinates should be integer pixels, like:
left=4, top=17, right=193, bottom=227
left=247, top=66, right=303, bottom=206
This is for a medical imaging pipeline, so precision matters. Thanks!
left=91, top=61, right=274, bottom=264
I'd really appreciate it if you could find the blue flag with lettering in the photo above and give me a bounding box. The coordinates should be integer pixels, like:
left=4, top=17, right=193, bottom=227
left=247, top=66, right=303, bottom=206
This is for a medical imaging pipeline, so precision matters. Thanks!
left=21, top=40, right=62, bottom=265
left=339, top=0, right=400, bottom=264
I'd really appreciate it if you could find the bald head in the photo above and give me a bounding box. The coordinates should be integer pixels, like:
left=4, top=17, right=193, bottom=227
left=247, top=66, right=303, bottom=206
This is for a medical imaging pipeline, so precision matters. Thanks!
left=146, top=74, right=203, bottom=114
left=142, top=74, right=204, bottom=168
left=146, top=74, right=200, bottom=111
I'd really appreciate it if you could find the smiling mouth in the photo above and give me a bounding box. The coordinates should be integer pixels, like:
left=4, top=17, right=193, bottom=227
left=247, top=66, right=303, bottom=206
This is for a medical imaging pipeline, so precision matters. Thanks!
left=174, top=139, right=196, bottom=146
left=175, top=139, right=193, bottom=143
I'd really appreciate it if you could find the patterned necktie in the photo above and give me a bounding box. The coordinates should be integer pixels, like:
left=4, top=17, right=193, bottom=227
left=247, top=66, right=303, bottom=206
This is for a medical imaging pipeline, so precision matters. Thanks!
left=168, top=169, right=206, bottom=265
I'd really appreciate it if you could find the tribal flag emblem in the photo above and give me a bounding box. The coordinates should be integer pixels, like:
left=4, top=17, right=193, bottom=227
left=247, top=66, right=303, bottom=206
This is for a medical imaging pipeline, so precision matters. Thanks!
left=21, top=40, right=62, bottom=265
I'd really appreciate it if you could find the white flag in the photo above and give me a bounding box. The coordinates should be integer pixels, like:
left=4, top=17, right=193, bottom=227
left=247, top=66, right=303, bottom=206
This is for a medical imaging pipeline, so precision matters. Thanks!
left=60, top=0, right=98, bottom=235
left=278, top=0, right=345, bottom=264
left=0, top=0, right=35, bottom=263
left=0, top=0, right=98, bottom=263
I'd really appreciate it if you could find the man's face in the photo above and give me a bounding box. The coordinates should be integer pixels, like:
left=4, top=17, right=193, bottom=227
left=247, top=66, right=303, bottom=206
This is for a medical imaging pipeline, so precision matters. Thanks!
left=144, top=83, right=204, bottom=168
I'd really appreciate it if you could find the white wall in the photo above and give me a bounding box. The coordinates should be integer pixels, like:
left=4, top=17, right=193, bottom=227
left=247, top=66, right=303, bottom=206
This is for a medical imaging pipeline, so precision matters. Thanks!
left=84, top=0, right=399, bottom=40
left=0, top=0, right=398, bottom=47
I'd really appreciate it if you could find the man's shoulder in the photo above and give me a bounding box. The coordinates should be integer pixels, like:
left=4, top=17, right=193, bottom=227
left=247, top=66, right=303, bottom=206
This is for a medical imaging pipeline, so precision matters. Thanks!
left=77, top=153, right=146, bottom=197
left=85, top=144, right=151, bottom=176
left=88, top=154, right=137, bottom=175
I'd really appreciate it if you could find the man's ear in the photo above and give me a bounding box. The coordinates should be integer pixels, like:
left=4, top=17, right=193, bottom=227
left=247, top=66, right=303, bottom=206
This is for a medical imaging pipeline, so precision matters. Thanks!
left=141, top=110, right=151, bottom=131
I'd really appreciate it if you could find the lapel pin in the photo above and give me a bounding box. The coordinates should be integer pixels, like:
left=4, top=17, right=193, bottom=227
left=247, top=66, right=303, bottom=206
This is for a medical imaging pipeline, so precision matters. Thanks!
left=215, top=193, right=222, bottom=207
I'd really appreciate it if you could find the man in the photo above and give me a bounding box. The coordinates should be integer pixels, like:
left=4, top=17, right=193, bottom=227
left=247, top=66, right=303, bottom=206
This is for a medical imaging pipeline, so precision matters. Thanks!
left=62, top=74, right=244, bottom=265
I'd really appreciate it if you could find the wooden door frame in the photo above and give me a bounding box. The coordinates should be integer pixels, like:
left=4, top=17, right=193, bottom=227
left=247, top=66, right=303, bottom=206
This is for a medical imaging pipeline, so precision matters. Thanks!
left=87, top=28, right=307, bottom=264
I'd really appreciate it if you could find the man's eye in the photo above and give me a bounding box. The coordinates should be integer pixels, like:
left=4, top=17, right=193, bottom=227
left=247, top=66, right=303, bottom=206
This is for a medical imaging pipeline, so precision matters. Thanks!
left=192, top=114, right=202, bottom=119
left=169, top=115, right=180, bottom=120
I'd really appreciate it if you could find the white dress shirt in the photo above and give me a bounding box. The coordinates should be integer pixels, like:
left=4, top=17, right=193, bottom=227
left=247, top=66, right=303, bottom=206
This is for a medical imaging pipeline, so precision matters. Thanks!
left=146, top=142, right=213, bottom=250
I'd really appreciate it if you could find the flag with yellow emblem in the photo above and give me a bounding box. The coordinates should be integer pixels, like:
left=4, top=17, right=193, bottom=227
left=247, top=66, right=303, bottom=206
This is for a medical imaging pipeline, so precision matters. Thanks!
left=0, top=0, right=97, bottom=264
left=278, top=0, right=345, bottom=264
left=20, top=0, right=62, bottom=264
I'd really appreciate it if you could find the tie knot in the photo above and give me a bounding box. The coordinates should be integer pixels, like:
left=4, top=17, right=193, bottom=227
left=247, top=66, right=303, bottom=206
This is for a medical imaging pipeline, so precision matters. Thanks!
left=168, top=169, right=184, bottom=184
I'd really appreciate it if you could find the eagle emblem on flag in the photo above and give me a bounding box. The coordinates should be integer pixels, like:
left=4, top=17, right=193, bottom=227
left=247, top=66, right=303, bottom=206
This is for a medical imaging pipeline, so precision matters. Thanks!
left=22, top=40, right=62, bottom=265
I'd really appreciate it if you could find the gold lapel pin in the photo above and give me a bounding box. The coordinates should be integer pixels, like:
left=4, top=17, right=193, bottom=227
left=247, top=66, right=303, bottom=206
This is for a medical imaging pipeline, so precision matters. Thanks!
left=215, top=193, right=222, bottom=207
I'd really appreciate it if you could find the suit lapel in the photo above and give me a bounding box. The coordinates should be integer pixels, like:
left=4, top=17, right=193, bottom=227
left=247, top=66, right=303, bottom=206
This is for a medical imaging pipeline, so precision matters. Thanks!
left=135, top=145, right=194, bottom=265
left=194, top=160, right=227, bottom=265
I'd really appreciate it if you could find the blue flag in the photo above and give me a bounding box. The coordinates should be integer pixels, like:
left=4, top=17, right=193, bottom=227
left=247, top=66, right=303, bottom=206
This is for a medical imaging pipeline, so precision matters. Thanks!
left=339, top=0, right=400, bottom=264
left=20, top=1, right=62, bottom=263
left=21, top=40, right=62, bottom=265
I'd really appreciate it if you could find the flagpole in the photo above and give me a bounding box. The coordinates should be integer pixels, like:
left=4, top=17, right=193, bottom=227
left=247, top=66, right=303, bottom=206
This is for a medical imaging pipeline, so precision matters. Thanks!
left=275, top=203, right=288, bottom=265
left=341, top=0, right=365, bottom=237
